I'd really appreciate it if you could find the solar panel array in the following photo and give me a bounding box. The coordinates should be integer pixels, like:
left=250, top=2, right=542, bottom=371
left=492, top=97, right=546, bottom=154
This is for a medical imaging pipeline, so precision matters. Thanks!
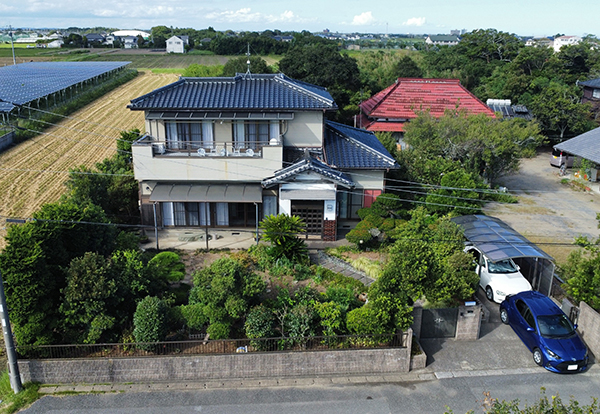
left=0, top=61, right=130, bottom=112
left=487, top=103, right=533, bottom=121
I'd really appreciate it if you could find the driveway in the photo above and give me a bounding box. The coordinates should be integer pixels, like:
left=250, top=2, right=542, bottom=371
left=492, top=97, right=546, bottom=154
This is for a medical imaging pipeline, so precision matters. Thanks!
left=484, top=147, right=600, bottom=264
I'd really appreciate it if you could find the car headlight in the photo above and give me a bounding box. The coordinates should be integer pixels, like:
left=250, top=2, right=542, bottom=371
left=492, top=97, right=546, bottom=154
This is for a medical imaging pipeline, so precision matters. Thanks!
left=495, top=289, right=506, bottom=297
left=545, top=347, right=559, bottom=359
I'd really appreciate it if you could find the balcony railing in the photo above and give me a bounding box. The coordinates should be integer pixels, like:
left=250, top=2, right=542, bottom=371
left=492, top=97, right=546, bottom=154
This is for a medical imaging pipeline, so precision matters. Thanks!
left=150, top=139, right=281, bottom=158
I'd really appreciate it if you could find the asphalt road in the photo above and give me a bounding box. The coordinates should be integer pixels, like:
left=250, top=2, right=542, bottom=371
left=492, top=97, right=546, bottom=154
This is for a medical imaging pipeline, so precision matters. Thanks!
left=21, top=371, right=600, bottom=414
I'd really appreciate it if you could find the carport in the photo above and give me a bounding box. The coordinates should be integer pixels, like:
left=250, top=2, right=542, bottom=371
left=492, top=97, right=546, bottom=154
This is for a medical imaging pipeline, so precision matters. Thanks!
left=452, top=215, right=555, bottom=296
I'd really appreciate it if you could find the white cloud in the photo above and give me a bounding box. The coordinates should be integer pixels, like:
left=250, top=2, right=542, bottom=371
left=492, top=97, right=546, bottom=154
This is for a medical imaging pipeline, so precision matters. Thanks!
left=351, top=11, right=375, bottom=26
left=205, top=8, right=301, bottom=24
left=403, top=17, right=426, bottom=27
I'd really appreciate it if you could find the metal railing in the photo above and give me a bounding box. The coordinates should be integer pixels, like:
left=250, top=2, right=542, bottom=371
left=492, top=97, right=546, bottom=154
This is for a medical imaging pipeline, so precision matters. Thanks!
left=16, top=332, right=408, bottom=360
left=151, top=139, right=280, bottom=157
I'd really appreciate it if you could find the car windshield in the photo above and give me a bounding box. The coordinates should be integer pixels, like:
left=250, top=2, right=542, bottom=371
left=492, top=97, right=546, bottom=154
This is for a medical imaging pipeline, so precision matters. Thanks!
left=488, top=259, right=518, bottom=274
left=537, top=314, right=575, bottom=338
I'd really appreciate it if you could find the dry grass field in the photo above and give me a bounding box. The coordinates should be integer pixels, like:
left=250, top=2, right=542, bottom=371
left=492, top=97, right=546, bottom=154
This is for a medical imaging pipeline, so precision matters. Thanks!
left=0, top=71, right=178, bottom=250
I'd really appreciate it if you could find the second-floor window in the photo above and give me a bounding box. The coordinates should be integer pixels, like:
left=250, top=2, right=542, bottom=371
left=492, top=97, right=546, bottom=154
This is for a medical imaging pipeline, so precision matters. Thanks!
left=165, top=121, right=214, bottom=151
left=233, top=121, right=279, bottom=150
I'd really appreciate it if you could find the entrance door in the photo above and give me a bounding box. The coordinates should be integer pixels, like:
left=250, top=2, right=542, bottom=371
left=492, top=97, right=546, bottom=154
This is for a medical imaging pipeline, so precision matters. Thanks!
left=291, top=201, right=323, bottom=236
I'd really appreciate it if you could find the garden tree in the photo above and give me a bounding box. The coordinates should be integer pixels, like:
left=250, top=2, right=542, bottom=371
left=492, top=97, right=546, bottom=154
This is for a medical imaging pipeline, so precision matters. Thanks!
left=59, top=252, right=119, bottom=343
left=375, top=208, right=478, bottom=308
left=259, top=214, right=309, bottom=264
left=64, top=129, right=140, bottom=224
left=403, top=110, right=543, bottom=184
left=375, top=131, right=397, bottom=157
left=64, top=33, right=84, bottom=48
left=456, top=29, right=523, bottom=63
left=148, top=251, right=186, bottom=283
left=313, top=301, right=344, bottom=337
left=425, top=169, right=483, bottom=215
left=345, top=193, right=404, bottom=249
left=561, top=225, right=600, bottom=311
left=182, top=64, right=223, bottom=77
left=395, top=55, right=423, bottom=79
left=346, top=305, right=389, bottom=335
left=0, top=201, right=116, bottom=346
left=188, top=257, right=266, bottom=339
left=279, top=43, right=361, bottom=121
left=150, top=25, right=170, bottom=48
left=529, top=81, right=594, bottom=140
left=133, top=296, right=169, bottom=346
left=353, top=50, right=411, bottom=93
left=244, top=304, right=276, bottom=346
left=221, top=56, right=273, bottom=76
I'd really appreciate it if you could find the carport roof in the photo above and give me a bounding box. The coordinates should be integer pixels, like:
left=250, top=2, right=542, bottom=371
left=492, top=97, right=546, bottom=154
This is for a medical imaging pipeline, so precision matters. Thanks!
left=451, top=215, right=554, bottom=263
left=554, top=126, right=600, bottom=165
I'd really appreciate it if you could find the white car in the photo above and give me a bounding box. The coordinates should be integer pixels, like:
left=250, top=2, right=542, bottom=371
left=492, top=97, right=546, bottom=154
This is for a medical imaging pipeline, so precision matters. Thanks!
left=465, top=246, right=532, bottom=303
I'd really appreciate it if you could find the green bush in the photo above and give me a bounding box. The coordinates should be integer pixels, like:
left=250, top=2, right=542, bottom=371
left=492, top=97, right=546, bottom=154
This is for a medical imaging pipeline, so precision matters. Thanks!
left=133, top=296, right=169, bottom=349
left=149, top=251, right=186, bottom=282
left=179, top=303, right=208, bottom=331
left=346, top=305, right=387, bottom=335
left=206, top=321, right=230, bottom=340
left=245, top=305, right=276, bottom=350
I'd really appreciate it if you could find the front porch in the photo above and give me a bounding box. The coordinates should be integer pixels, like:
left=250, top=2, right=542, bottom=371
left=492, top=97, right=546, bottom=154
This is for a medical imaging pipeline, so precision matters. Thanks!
left=140, top=227, right=351, bottom=251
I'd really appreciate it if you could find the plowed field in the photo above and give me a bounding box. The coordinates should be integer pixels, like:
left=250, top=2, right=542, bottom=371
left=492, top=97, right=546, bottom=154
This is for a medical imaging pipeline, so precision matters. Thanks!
left=0, top=71, right=178, bottom=249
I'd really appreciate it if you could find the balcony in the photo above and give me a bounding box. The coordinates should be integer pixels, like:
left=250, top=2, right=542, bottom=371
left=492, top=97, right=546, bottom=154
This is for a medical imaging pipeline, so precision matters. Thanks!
left=132, top=135, right=283, bottom=183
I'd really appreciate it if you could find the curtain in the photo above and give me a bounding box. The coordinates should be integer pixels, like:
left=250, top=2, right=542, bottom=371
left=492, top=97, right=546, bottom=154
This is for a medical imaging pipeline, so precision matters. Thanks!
left=216, top=203, right=229, bottom=226
left=202, top=122, right=214, bottom=149
left=162, top=202, right=174, bottom=226
left=263, top=196, right=277, bottom=218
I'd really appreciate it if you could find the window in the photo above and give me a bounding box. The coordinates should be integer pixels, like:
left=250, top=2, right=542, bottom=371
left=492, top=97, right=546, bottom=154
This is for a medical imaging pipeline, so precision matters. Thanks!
left=593, top=89, right=600, bottom=99
left=165, top=122, right=214, bottom=151
left=172, top=202, right=210, bottom=226
left=233, top=121, right=279, bottom=150
left=338, top=190, right=363, bottom=219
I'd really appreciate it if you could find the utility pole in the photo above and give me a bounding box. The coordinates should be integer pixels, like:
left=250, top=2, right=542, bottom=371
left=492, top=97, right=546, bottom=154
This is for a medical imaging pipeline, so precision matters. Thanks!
left=9, top=25, right=16, bottom=65
left=0, top=270, right=22, bottom=393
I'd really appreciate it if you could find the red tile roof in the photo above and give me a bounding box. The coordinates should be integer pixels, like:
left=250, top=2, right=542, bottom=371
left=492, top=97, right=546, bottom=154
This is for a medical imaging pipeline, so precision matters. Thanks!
left=359, top=78, right=495, bottom=132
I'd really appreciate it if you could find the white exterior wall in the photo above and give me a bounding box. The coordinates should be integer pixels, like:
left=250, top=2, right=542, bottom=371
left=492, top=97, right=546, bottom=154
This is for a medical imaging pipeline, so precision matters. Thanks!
left=347, top=170, right=385, bottom=189
left=132, top=143, right=283, bottom=182
left=166, top=36, right=185, bottom=53
left=279, top=199, right=292, bottom=216
left=283, top=112, right=323, bottom=147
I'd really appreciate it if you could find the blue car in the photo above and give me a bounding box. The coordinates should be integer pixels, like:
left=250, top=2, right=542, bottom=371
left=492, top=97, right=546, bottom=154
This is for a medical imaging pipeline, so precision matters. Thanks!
left=499, top=291, right=588, bottom=373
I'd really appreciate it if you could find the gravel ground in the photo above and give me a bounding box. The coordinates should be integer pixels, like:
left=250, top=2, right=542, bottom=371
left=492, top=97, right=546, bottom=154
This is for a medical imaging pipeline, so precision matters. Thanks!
left=484, top=147, right=600, bottom=264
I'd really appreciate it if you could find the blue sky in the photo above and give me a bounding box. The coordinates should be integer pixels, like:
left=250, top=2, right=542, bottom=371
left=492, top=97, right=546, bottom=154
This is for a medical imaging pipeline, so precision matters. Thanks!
left=1, top=0, right=598, bottom=37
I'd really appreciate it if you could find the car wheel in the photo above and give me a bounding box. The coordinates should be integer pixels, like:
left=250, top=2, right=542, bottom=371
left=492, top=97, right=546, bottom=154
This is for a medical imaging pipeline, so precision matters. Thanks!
left=500, top=308, right=509, bottom=324
left=485, top=286, right=494, bottom=301
left=533, top=348, right=544, bottom=366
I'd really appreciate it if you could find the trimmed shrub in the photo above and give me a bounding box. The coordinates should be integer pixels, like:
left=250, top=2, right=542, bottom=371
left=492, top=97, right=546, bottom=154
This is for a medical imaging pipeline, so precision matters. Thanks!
left=133, top=296, right=169, bottom=349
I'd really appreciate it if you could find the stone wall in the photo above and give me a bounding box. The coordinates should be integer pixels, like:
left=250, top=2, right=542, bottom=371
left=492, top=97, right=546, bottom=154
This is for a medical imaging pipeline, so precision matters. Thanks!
left=577, top=301, right=600, bottom=359
left=18, top=345, right=412, bottom=384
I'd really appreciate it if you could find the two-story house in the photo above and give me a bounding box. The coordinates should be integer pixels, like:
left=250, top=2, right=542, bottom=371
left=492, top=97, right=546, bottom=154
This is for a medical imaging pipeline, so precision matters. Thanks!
left=166, top=35, right=189, bottom=54
left=128, top=74, right=398, bottom=240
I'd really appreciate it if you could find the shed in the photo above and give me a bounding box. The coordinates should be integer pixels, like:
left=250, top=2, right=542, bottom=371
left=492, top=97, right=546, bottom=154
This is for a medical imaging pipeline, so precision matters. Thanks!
left=452, top=215, right=555, bottom=296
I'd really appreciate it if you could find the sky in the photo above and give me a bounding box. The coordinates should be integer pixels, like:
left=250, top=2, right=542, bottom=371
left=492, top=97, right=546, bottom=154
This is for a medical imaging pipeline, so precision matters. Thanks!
left=1, top=0, right=598, bottom=37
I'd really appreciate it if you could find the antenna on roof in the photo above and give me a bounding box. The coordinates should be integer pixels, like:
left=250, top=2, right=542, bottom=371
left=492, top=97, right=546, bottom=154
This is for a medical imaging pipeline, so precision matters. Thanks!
left=244, top=43, right=252, bottom=79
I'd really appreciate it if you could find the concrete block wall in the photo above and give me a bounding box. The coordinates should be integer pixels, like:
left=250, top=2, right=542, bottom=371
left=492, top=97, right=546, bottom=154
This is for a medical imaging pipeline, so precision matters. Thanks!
left=577, top=301, right=600, bottom=359
left=18, top=346, right=412, bottom=384
left=454, top=304, right=482, bottom=341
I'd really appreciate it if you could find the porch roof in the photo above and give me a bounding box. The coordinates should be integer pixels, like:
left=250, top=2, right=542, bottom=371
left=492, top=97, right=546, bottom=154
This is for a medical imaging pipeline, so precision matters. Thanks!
left=149, top=183, right=262, bottom=203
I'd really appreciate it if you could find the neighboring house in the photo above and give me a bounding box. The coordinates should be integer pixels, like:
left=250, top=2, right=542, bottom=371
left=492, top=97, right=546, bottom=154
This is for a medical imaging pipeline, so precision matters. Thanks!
left=166, top=35, right=189, bottom=53
left=122, top=36, right=138, bottom=49
left=553, top=35, right=582, bottom=52
left=553, top=127, right=600, bottom=182
left=85, top=33, right=105, bottom=46
left=525, top=37, right=553, bottom=48
left=486, top=99, right=533, bottom=121
left=358, top=78, right=495, bottom=143
left=111, top=30, right=151, bottom=40
left=273, top=35, right=294, bottom=42
left=47, top=39, right=63, bottom=48
left=425, top=35, right=460, bottom=46
left=127, top=74, right=398, bottom=240
left=578, top=78, right=600, bottom=120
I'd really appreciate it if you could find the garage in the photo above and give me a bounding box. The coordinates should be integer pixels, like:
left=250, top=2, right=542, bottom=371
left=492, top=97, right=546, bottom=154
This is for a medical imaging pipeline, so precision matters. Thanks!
left=452, top=215, right=555, bottom=297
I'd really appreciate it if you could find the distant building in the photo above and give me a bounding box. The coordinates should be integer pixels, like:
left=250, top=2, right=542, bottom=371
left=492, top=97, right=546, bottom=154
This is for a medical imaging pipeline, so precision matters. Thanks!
left=425, top=35, right=460, bottom=46
left=111, top=30, right=151, bottom=40
left=525, top=37, right=554, bottom=48
left=553, top=35, right=582, bottom=52
left=166, top=35, right=189, bottom=53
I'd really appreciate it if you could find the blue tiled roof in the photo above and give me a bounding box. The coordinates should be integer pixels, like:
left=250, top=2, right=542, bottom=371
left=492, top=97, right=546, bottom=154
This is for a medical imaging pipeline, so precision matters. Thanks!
left=128, top=74, right=337, bottom=111
left=579, top=78, right=600, bottom=88
left=262, top=157, right=354, bottom=188
left=323, top=121, right=398, bottom=169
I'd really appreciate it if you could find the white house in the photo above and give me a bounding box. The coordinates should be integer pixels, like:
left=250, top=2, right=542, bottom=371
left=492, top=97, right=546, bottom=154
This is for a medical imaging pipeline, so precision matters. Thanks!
left=166, top=35, right=189, bottom=53
left=127, top=73, right=398, bottom=240
left=553, top=36, right=582, bottom=52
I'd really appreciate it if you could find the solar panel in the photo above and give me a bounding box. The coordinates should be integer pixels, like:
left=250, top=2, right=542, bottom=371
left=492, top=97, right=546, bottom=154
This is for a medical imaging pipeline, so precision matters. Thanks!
left=0, top=61, right=131, bottom=107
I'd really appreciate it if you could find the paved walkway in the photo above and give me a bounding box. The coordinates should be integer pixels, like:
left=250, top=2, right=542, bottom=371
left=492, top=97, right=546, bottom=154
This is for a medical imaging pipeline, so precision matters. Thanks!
left=309, top=250, right=375, bottom=287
